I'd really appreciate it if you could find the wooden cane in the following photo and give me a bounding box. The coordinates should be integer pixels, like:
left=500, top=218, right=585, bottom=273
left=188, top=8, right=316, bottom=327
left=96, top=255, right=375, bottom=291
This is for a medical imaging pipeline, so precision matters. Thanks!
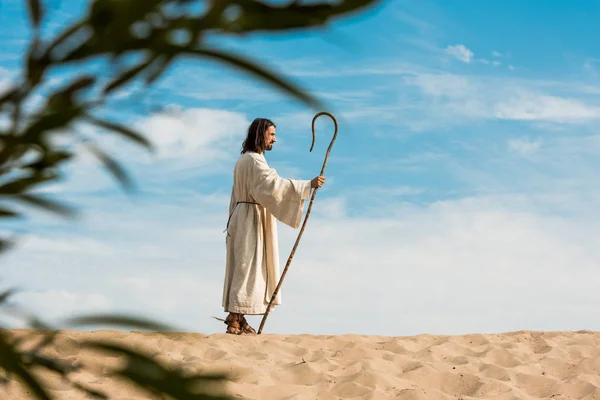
left=257, top=111, right=338, bottom=334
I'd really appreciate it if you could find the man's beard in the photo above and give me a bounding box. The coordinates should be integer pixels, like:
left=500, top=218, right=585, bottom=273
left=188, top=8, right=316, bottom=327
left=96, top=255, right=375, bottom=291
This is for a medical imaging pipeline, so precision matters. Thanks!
left=266, top=144, right=273, bottom=151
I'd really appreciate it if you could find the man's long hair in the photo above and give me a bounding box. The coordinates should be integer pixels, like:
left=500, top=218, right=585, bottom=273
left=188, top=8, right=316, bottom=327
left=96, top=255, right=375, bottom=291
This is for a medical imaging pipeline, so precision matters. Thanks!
left=241, top=118, right=275, bottom=154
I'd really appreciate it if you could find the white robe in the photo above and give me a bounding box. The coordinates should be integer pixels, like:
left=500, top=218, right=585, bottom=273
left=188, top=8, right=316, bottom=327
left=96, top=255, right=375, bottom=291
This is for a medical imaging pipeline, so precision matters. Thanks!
left=222, top=152, right=312, bottom=315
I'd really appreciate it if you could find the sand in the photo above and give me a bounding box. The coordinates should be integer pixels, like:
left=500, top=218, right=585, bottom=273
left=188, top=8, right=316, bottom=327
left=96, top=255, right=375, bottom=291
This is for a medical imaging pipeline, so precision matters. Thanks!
left=3, top=329, right=600, bottom=399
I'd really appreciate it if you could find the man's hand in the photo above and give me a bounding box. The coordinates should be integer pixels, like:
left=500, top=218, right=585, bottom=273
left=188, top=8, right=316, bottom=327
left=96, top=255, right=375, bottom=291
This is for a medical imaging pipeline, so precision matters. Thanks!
left=311, top=176, right=326, bottom=188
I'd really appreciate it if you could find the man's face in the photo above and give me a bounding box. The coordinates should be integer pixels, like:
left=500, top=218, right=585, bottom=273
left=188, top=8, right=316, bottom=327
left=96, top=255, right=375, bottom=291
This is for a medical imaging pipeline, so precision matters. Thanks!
left=264, top=125, right=276, bottom=151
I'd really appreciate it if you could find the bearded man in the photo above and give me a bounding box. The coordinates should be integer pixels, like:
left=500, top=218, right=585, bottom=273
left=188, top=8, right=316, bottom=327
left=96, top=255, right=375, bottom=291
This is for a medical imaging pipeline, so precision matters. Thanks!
left=221, top=117, right=325, bottom=334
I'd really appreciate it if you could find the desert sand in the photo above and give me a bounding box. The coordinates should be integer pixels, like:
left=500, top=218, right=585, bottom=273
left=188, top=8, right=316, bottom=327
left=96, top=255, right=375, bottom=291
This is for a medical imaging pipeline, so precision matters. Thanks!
left=3, top=329, right=600, bottom=399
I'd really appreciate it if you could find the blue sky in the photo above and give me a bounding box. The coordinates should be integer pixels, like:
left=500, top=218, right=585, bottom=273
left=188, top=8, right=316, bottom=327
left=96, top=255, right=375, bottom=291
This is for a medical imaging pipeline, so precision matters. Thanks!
left=2, top=0, right=600, bottom=336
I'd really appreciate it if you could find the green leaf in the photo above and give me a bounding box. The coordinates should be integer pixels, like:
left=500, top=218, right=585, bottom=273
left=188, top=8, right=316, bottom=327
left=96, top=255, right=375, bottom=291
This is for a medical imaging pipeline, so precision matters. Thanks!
left=0, top=208, right=20, bottom=218
left=104, top=57, right=157, bottom=94
left=0, top=173, right=57, bottom=195
left=19, top=328, right=58, bottom=354
left=225, top=0, right=381, bottom=32
left=23, top=150, right=73, bottom=171
left=65, top=314, right=176, bottom=332
left=71, top=382, right=108, bottom=399
left=185, top=47, right=324, bottom=109
left=84, top=115, right=152, bottom=150
left=0, top=331, right=53, bottom=400
left=0, top=288, right=16, bottom=304
left=44, top=21, right=85, bottom=57
left=63, top=75, right=96, bottom=93
left=0, top=237, right=15, bottom=255
left=27, top=0, right=43, bottom=28
left=0, top=87, right=19, bottom=106
left=82, top=341, right=233, bottom=400
left=83, top=142, right=135, bottom=192
left=25, top=41, right=49, bottom=87
left=145, top=55, right=174, bottom=85
left=20, top=351, right=79, bottom=376
left=12, top=194, right=75, bottom=218
left=21, top=107, right=83, bottom=143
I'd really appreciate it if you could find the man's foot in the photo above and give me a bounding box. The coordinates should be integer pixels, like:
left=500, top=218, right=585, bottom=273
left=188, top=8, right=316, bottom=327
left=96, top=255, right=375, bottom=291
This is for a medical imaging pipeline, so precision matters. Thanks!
left=224, top=313, right=256, bottom=335
left=225, top=313, right=241, bottom=334
left=239, top=315, right=256, bottom=334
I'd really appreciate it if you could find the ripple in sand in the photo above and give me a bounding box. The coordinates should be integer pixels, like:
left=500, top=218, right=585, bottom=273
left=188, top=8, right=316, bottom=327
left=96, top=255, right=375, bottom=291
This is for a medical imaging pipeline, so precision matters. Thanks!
left=395, top=388, right=429, bottom=400
left=202, top=348, right=229, bottom=361
left=379, top=339, right=410, bottom=355
left=480, top=347, right=522, bottom=368
left=276, top=362, right=323, bottom=386
left=515, top=372, right=560, bottom=398
left=330, top=381, right=372, bottom=398
left=559, top=379, right=599, bottom=399
left=479, top=363, right=511, bottom=381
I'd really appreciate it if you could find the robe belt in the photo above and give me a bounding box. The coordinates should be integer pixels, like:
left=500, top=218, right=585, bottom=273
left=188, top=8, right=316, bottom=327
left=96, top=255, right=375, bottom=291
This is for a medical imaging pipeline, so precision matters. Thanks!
left=223, top=201, right=260, bottom=233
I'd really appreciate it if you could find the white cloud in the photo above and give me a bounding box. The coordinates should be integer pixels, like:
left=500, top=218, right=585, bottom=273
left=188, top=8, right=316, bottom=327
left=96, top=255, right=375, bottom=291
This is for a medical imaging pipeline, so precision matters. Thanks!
left=492, top=50, right=503, bottom=57
left=403, top=73, right=473, bottom=98
left=309, top=196, right=347, bottom=219
left=402, top=73, right=600, bottom=128
left=495, top=92, right=600, bottom=123
left=134, top=107, right=249, bottom=161
left=15, top=290, right=113, bottom=321
left=444, top=44, right=474, bottom=63
left=508, top=138, right=542, bottom=155
left=393, top=10, right=432, bottom=31
left=16, top=235, right=114, bottom=255
left=583, top=58, right=600, bottom=79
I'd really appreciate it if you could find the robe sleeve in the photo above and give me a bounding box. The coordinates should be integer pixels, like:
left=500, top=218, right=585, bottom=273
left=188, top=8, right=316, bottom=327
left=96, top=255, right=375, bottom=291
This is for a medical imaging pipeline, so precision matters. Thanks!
left=249, top=156, right=312, bottom=228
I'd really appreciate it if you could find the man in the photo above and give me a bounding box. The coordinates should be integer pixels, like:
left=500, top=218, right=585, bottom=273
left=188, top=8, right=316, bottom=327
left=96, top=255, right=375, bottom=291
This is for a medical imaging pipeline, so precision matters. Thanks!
left=221, top=117, right=325, bottom=334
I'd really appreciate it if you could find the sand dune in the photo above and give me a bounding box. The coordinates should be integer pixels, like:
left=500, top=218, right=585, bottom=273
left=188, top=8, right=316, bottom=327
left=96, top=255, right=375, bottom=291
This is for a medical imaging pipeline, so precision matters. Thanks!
left=3, top=329, right=600, bottom=399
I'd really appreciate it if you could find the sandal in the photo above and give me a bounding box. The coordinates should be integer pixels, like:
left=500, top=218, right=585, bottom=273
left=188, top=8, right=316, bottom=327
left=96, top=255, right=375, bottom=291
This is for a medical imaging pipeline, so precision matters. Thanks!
left=239, top=315, right=256, bottom=334
left=224, top=313, right=256, bottom=335
left=225, top=313, right=242, bottom=335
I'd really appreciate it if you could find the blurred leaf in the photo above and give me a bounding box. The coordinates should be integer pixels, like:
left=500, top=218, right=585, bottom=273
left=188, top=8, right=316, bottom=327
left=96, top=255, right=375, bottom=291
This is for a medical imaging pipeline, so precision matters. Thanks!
left=145, top=55, right=174, bottom=85
left=71, top=382, right=108, bottom=399
left=27, top=0, right=43, bottom=28
left=23, top=150, right=73, bottom=171
left=26, top=44, right=49, bottom=87
left=62, top=75, right=96, bottom=94
left=16, top=328, right=58, bottom=354
left=202, top=0, right=381, bottom=33
left=27, top=317, right=55, bottom=334
left=0, top=208, right=20, bottom=218
left=0, top=330, right=53, bottom=400
left=104, top=57, right=158, bottom=95
left=83, top=141, right=135, bottom=192
left=0, top=172, right=57, bottom=195
left=45, top=21, right=86, bottom=57
left=0, top=288, right=16, bottom=304
left=83, top=341, right=233, bottom=400
left=66, top=314, right=176, bottom=332
left=84, top=115, right=152, bottom=150
left=12, top=194, right=74, bottom=218
left=185, top=47, right=322, bottom=109
left=21, top=107, right=83, bottom=143
left=0, top=87, right=19, bottom=107
left=0, top=237, right=15, bottom=255
left=46, top=76, right=97, bottom=108
left=20, top=351, right=79, bottom=376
